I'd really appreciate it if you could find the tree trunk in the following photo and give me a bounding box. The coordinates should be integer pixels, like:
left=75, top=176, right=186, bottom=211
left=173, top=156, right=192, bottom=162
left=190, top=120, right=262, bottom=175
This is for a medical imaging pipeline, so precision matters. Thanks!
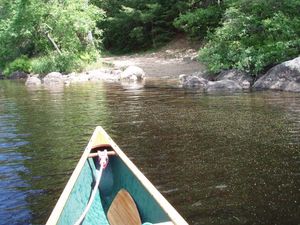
left=85, top=0, right=94, bottom=45
left=46, top=33, right=62, bottom=55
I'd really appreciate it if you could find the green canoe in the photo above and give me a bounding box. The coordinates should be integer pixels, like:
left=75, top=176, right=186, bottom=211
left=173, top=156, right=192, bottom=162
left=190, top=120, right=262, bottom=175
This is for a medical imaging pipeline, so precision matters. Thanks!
left=46, top=126, right=188, bottom=225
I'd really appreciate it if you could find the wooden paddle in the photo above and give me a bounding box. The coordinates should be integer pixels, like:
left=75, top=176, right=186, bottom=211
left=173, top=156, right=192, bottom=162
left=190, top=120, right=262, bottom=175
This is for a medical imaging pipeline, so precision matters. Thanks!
left=107, top=189, right=142, bottom=225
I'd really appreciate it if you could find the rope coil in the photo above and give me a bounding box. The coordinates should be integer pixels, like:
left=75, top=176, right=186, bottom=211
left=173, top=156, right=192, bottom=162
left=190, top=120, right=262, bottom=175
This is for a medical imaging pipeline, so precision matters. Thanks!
left=74, top=150, right=108, bottom=225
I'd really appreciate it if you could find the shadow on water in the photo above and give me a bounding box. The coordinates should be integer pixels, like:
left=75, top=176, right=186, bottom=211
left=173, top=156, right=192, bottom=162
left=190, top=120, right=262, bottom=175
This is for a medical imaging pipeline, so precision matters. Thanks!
left=0, top=80, right=299, bottom=225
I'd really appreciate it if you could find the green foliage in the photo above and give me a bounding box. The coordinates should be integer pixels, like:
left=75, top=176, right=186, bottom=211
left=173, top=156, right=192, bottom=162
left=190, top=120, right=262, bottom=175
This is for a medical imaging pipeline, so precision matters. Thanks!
left=31, top=53, right=80, bottom=75
left=199, top=0, right=300, bottom=75
left=1, top=0, right=299, bottom=77
left=174, top=5, right=224, bottom=40
left=3, top=56, right=32, bottom=77
left=0, top=0, right=103, bottom=72
left=40, top=1, right=103, bottom=53
left=31, top=50, right=100, bottom=75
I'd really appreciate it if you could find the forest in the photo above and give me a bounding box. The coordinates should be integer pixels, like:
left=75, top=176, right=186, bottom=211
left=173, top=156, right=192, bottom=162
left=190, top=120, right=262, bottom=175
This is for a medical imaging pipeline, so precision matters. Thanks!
left=0, top=0, right=299, bottom=77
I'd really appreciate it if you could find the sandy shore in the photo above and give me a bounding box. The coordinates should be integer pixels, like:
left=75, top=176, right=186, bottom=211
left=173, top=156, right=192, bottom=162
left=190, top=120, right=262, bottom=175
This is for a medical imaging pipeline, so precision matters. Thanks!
left=102, top=38, right=205, bottom=78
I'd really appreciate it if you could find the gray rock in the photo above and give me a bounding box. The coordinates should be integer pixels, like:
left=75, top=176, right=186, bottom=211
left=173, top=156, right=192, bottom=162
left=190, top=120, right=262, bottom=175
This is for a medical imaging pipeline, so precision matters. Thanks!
left=9, top=71, right=28, bottom=80
left=191, top=71, right=215, bottom=81
left=206, top=79, right=243, bottom=91
left=253, top=57, right=300, bottom=92
left=180, top=71, right=244, bottom=91
left=43, top=72, right=64, bottom=86
left=183, top=57, right=193, bottom=63
left=179, top=74, right=188, bottom=83
left=191, top=55, right=198, bottom=62
left=216, top=69, right=253, bottom=89
left=65, top=72, right=89, bottom=84
left=88, top=69, right=120, bottom=82
left=121, top=66, right=145, bottom=81
left=179, top=74, right=208, bottom=88
left=111, top=69, right=122, bottom=77
left=25, top=76, right=41, bottom=86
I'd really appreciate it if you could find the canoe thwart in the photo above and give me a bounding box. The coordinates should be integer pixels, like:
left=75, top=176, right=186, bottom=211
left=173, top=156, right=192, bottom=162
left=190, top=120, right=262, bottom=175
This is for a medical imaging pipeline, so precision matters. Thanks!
left=88, top=151, right=116, bottom=158
left=89, top=143, right=116, bottom=158
left=107, top=189, right=142, bottom=225
left=91, top=143, right=113, bottom=152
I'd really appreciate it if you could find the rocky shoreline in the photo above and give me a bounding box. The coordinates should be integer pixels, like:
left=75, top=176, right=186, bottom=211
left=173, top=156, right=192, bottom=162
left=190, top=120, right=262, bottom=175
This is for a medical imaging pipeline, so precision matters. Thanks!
left=180, top=56, right=300, bottom=93
left=3, top=56, right=300, bottom=93
left=24, top=65, right=145, bottom=88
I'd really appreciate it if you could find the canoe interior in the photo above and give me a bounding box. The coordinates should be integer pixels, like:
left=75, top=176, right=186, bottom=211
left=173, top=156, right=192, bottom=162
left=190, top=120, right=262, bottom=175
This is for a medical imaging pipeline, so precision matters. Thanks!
left=58, top=158, right=109, bottom=225
left=101, top=156, right=170, bottom=223
left=56, top=131, right=171, bottom=224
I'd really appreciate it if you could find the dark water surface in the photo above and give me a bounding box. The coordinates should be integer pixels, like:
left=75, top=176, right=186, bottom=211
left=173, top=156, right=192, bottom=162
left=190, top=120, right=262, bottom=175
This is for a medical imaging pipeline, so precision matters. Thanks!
left=0, top=80, right=299, bottom=225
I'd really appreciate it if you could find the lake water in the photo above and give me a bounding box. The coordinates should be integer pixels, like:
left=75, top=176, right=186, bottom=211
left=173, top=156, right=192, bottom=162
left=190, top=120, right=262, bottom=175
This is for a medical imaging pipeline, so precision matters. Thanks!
left=0, top=80, right=299, bottom=225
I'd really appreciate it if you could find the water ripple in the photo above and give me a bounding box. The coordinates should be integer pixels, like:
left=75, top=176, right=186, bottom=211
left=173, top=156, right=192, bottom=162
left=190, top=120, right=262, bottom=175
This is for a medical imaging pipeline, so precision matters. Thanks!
left=0, top=81, right=299, bottom=225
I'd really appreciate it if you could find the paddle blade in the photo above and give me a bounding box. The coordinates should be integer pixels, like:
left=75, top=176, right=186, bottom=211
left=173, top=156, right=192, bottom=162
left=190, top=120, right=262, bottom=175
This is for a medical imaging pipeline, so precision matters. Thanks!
left=107, top=189, right=142, bottom=225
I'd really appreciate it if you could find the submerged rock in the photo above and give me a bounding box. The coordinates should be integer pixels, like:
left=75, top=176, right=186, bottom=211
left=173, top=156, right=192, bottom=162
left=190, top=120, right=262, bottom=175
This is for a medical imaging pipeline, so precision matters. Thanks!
left=216, top=69, right=253, bottom=89
left=253, top=57, right=300, bottom=92
left=179, top=72, right=244, bottom=91
left=206, top=79, right=242, bottom=91
left=43, top=72, right=64, bottom=86
left=121, top=66, right=145, bottom=81
left=25, top=76, right=42, bottom=86
left=179, top=74, right=208, bottom=88
left=121, top=79, right=145, bottom=90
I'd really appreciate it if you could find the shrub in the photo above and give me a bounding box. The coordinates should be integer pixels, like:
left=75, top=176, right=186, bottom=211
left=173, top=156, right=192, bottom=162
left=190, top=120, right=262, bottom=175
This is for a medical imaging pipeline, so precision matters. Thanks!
left=31, top=50, right=99, bottom=75
left=31, top=53, right=81, bottom=75
left=3, top=56, right=32, bottom=77
left=199, top=4, right=300, bottom=75
left=54, top=53, right=84, bottom=74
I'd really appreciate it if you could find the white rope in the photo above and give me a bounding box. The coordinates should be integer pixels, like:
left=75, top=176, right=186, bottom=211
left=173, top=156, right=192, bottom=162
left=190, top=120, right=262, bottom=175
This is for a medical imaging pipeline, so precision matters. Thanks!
left=74, top=150, right=108, bottom=225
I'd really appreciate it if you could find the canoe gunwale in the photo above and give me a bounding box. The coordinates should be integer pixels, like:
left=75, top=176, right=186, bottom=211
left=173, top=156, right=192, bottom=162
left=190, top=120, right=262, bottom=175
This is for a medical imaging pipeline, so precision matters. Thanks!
left=46, top=126, right=188, bottom=225
left=46, top=127, right=100, bottom=225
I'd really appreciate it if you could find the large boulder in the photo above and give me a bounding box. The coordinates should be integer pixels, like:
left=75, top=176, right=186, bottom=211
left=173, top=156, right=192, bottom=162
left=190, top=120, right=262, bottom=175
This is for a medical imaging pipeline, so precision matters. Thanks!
left=205, top=79, right=242, bottom=91
left=121, top=66, right=145, bottom=81
left=25, top=76, right=42, bottom=86
left=216, top=69, right=253, bottom=89
left=253, top=57, right=300, bottom=92
left=43, top=72, right=64, bottom=86
left=9, top=71, right=28, bottom=80
left=179, top=74, right=208, bottom=88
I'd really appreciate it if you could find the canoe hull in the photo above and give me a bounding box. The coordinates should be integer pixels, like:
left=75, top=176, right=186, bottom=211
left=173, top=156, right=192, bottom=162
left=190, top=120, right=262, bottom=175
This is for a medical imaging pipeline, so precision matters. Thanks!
left=46, top=126, right=188, bottom=225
